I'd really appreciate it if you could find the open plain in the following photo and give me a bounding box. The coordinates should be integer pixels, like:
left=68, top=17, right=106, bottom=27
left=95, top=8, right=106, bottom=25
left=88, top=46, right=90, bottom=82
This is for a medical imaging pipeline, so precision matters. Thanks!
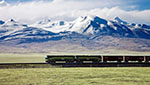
left=0, top=68, right=150, bottom=85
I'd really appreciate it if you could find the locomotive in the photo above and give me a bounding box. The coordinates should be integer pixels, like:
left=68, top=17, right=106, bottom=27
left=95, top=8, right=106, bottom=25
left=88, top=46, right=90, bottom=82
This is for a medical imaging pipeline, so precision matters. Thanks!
left=45, top=55, right=150, bottom=64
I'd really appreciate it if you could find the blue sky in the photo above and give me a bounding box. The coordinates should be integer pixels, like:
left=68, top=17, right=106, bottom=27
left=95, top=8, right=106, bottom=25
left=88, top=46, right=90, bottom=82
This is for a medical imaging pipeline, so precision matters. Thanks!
left=0, top=0, right=150, bottom=24
left=2, top=0, right=150, bottom=11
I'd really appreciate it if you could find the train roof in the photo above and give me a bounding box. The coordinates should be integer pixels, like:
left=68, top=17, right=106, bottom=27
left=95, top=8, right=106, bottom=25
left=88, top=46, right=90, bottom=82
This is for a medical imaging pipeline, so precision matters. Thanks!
left=46, top=54, right=150, bottom=56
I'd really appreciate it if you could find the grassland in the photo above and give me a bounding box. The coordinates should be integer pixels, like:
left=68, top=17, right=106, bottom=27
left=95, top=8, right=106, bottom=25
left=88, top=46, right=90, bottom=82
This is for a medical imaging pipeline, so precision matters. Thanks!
left=0, top=53, right=45, bottom=63
left=0, top=68, right=150, bottom=85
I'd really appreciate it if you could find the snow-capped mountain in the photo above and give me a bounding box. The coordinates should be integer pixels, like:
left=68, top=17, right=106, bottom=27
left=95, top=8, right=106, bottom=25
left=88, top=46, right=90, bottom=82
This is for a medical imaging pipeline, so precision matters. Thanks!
left=0, top=19, right=62, bottom=42
left=0, top=16, right=150, bottom=43
left=31, top=18, right=70, bottom=33
left=0, top=16, right=150, bottom=53
left=114, top=16, right=127, bottom=24
left=33, top=15, right=150, bottom=39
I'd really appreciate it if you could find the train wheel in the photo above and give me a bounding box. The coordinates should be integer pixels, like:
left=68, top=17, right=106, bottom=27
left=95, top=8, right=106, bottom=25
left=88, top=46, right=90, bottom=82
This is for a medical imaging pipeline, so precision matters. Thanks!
left=49, top=61, right=55, bottom=65
left=103, top=61, right=107, bottom=63
left=77, top=61, right=83, bottom=64
left=93, top=61, right=99, bottom=64
left=66, top=61, right=74, bottom=64
left=145, top=60, right=149, bottom=63
left=138, top=61, right=142, bottom=63
left=118, top=61, right=122, bottom=63
left=125, top=61, right=128, bottom=63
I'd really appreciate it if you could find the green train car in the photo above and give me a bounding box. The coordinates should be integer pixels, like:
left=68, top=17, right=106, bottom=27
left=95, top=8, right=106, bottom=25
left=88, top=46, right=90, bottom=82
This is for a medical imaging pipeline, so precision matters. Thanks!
left=45, top=55, right=101, bottom=64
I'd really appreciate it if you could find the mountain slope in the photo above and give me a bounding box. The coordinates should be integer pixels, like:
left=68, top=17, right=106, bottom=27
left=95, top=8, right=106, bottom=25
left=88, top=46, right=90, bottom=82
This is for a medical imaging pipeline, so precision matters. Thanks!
left=0, top=16, right=150, bottom=53
left=0, top=19, right=61, bottom=42
left=39, top=16, right=150, bottom=39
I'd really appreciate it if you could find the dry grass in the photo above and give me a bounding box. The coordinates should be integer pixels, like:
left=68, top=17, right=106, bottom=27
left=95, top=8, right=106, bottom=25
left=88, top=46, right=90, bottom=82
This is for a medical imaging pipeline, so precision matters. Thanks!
left=0, top=53, right=45, bottom=63
left=0, top=67, right=150, bottom=85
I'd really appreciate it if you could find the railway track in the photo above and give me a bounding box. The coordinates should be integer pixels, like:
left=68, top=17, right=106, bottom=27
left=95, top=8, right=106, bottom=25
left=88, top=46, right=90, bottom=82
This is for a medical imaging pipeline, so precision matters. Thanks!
left=0, top=62, right=150, bottom=69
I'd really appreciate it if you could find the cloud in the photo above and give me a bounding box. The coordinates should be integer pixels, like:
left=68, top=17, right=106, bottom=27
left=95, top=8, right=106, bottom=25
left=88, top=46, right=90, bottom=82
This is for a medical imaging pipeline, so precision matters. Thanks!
left=87, top=7, right=150, bottom=24
left=0, top=0, right=150, bottom=24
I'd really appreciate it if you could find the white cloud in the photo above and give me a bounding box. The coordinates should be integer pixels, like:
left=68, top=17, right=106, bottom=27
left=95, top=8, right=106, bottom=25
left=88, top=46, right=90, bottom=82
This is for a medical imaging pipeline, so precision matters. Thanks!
left=0, top=0, right=150, bottom=24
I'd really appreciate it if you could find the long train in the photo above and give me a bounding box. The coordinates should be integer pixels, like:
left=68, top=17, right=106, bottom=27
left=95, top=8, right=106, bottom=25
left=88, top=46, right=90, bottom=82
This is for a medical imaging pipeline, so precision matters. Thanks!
left=45, top=55, right=150, bottom=64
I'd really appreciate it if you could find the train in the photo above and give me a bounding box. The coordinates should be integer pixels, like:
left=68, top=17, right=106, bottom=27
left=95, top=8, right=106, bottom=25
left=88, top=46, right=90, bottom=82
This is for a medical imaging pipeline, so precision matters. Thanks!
left=45, top=55, right=150, bottom=64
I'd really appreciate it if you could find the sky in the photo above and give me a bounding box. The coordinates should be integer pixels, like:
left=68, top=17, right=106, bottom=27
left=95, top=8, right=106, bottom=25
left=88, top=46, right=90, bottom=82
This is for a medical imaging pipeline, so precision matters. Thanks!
left=4, top=0, right=150, bottom=10
left=0, top=0, right=150, bottom=24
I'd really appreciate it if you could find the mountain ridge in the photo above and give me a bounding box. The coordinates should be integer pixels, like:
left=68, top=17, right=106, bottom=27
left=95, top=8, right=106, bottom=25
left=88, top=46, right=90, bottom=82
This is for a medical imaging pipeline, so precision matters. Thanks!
left=0, top=16, right=150, bottom=53
left=1, top=16, right=150, bottom=42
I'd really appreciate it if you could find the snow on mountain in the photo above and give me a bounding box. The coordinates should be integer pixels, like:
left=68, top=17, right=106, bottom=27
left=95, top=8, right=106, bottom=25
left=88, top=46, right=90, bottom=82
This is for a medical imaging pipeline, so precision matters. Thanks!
left=38, top=18, right=51, bottom=25
left=38, top=15, right=109, bottom=34
left=42, top=21, right=71, bottom=33
left=68, top=16, right=101, bottom=34
left=31, top=18, right=51, bottom=28
left=0, top=19, right=60, bottom=41
left=0, top=19, right=28, bottom=39
left=0, top=0, right=9, bottom=7
left=1, top=16, right=150, bottom=43
left=32, top=18, right=66, bottom=28
left=114, top=16, right=127, bottom=24
left=1, top=19, right=27, bottom=29
left=31, top=18, right=71, bottom=33
left=66, top=16, right=150, bottom=38
left=36, top=15, right=139, bottom=37
left=1, top=27, right=58, bottom=41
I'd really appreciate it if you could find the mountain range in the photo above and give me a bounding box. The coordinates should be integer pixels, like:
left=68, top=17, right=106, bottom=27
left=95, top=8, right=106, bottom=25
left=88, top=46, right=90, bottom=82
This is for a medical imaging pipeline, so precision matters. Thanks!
left=0, top=16, right=150, bottom=54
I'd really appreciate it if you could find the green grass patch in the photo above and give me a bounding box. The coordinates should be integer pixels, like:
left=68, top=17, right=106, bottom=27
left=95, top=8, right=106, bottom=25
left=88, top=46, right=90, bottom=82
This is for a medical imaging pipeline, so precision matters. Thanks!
left=0, top=68, right=150, bottom=85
